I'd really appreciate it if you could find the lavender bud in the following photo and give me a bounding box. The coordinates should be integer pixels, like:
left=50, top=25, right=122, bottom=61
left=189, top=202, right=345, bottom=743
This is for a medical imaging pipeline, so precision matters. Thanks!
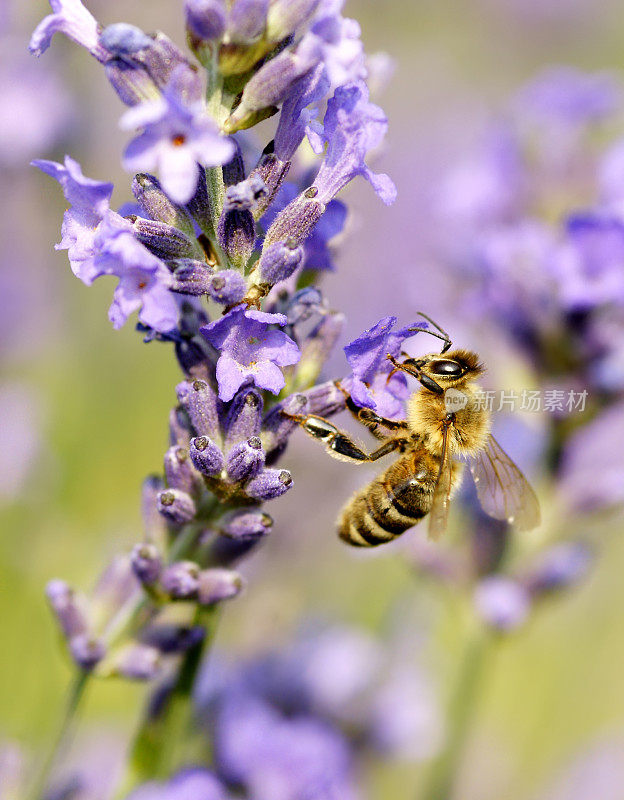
left=161, top=561, right=200, bottom=599
left=170, top=259, right=214, bottom=295
left=176, top=379, right=221, bottom=440
left=226, top=436, right=265, bottom=482
left=225, top=176, right=268, bottom=212
left=132, top=174, right=195, bottom=238
left=189, top=435, right=224, bottom=476
left=100, top=24, right=152, bottom=55
left=184, top=166, right=213, bottom=234
left=157, top=489, right=196, bottom=525
left=141, top=624, right=205, bottom=653
left=131, top=543, right=162, bottom=585
left=128, top=217, right=197, bottom=259
left=264, top=194, right=324, bottom=248
left=114, top=644, right=161, bottom=680
left=250, top=150, right=290, bottom=219
left=208, top=270, right=247, bottom=305
left=223, top=141, right=246, bottom=187
left=526, top=542, right=593, bottom=596
left=302, top=380, right=347, bottom=416
left=198, top=568, right=244, bottom=604
left=217, top=206, right=255, bottom=269
left=474, top=577, right=531, bottom=633
left=209, top=536, right=260, bottom=565
left=246, top=468, right=293, bottom=500
left=105, top=58, right=160, bottom=106
left=258, top=240, right=303, bottom=285
left=224, top=387, right=263, bottom=448
left=185, top=0, right=227, bottom=41
left=164, top=446, right=195, bottom=494
left=220, top=508, right=273, bottom=539
left=228, top=0, right=268, bottom=42
left=267, top=0, right=320, bottom=40
left=262, top=393, right=308, bottom=464
left=70, top=634, right=106, bottom=671
left=133, top=33, right=199, bottom=98
left=46, top=580, right=89, bottom=639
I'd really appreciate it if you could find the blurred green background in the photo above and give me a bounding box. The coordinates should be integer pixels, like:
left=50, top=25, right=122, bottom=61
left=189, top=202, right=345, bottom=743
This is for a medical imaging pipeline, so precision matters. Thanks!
left=3, top=1, right=624, bottom=797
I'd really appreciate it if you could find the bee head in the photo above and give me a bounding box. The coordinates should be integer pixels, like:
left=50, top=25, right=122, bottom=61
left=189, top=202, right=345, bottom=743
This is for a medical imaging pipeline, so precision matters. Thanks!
left=404, top=349, right=484, bottom=388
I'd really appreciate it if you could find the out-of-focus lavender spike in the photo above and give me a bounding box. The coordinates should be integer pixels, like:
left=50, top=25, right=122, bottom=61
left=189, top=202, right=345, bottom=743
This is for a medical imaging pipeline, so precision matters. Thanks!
left=225, top=437, right=266, bottom=482
left=176, top=379, right=221, bottom=441
left=164, top=445, right=196, bottom=495
left=297, top=311, right=346, bottom=381
left=131, top=173, right=196, bottom=237
left=70, top=634, right=107, bottom=671
left=198, top=568, right=244, bottom=604
left=262, top=393, right=309, bottom=464
left=131, top=543, right=163, bottom=586
left=220, top=508, right=273, bottom=539
left=224, top=387, right=264, bottom=450
left=161, top=561, right=201, bottom=599
left=46, top=580, right=89, bottom=639
left=157, top=489, right=197, bottom=525
left=189, top=435, right=225, bottom=477
left=208, top=270, right=247, bottom=305
left=114, top=644, right=161, bottom=681
left=474, top=576, right=531, bottom=633
left=141, top=624, right=206, bottom=654
left=245, top=468, right=293, bottom=500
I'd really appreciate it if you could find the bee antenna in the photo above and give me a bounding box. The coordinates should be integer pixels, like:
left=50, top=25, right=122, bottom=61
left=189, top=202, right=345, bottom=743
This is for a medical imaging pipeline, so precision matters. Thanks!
left=414, top=311, right=452, bottom=353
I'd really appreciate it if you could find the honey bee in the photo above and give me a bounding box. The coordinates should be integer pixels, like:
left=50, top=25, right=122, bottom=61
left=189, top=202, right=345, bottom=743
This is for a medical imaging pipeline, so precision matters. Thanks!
left=288, top=314, right=540, bottom=546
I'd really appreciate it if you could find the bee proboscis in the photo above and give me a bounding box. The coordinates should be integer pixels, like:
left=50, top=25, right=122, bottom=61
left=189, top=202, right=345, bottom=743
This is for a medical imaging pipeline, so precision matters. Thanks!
left=287, top=314, right=540, bottom=546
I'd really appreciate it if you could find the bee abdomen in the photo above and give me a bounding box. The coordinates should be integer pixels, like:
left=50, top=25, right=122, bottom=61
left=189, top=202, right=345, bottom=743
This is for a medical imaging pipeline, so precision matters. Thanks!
left=338, top=477, right=426, bottom=548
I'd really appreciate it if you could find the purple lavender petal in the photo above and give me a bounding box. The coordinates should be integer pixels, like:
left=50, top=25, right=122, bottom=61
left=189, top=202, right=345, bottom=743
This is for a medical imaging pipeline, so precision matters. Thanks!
left=29, top=0, right=106, bottom=61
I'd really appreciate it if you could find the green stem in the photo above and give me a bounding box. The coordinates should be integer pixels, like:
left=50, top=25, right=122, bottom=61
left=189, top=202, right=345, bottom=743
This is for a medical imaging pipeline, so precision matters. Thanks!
left=27, top=671, right=90, bottom=800
left=421, top=628, right=491, bottom=800
left=114, top=606, right=218, bottom=796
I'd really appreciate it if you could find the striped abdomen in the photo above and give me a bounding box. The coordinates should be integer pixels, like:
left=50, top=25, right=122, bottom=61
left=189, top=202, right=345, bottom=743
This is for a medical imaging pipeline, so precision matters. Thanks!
left=338, top=450, right=440, bottom=547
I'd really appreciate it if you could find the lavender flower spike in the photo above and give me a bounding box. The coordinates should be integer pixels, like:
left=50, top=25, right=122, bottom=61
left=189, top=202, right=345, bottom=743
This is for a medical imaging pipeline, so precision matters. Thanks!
left=29, top=0, right=107, bottom=61
left=309, top=81, right=396, bottom=205
left=120, top=67, right=235, bottom=204
left=201, top=306, right=300, bottom=401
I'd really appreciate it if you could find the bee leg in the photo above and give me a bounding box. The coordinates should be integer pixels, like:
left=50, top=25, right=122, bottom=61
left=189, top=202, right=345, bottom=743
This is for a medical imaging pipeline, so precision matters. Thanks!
left=288, top=413, right=402, bottom=463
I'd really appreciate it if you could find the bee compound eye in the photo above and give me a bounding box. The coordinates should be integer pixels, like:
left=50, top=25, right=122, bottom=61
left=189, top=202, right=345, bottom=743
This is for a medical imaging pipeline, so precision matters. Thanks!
left=431, top=359, right=462, bottom=376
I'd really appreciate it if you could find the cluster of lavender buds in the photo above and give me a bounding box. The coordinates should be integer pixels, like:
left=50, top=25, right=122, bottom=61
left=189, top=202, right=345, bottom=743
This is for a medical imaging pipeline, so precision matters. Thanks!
left=27, top=0, right=401, bottom=796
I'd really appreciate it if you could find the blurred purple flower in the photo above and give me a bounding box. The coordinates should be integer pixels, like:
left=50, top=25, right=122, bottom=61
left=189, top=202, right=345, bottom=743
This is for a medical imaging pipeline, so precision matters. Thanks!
left=342, top=315, right=425, bottom=417
left=0, top=383, right=45, bottom=503
left=559, top=401, right=624, bottom=512
left=474, top=576, right=531, bottom=632
left=309, top=82, right=396, bottom=205
left=29, top=0, right=106, bottom=61
left=201, top=306, right=300, bottom=401
left=526, top=541, right=592, bottom=595
left=216, top=691, right=361, bottom=800
left=514, top=66, right=620, bottom=126
left=305, top=2, right=366, bottom=90
left=126, top=768, right=228, bottom=800
left=120, top=68, right=235, bottom=203
left=538, top=735, right=624, bottom=800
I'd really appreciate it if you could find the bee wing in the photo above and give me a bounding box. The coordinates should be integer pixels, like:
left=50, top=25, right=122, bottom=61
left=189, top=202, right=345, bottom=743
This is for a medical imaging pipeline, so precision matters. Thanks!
left=469, top=434, right=540, bottom=531
left=428, top=424, right=453, bottom=540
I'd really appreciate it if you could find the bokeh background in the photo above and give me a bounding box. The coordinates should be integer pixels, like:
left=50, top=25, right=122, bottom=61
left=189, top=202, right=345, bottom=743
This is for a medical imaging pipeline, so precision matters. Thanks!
left=3, top=0, right=624, bottom=798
